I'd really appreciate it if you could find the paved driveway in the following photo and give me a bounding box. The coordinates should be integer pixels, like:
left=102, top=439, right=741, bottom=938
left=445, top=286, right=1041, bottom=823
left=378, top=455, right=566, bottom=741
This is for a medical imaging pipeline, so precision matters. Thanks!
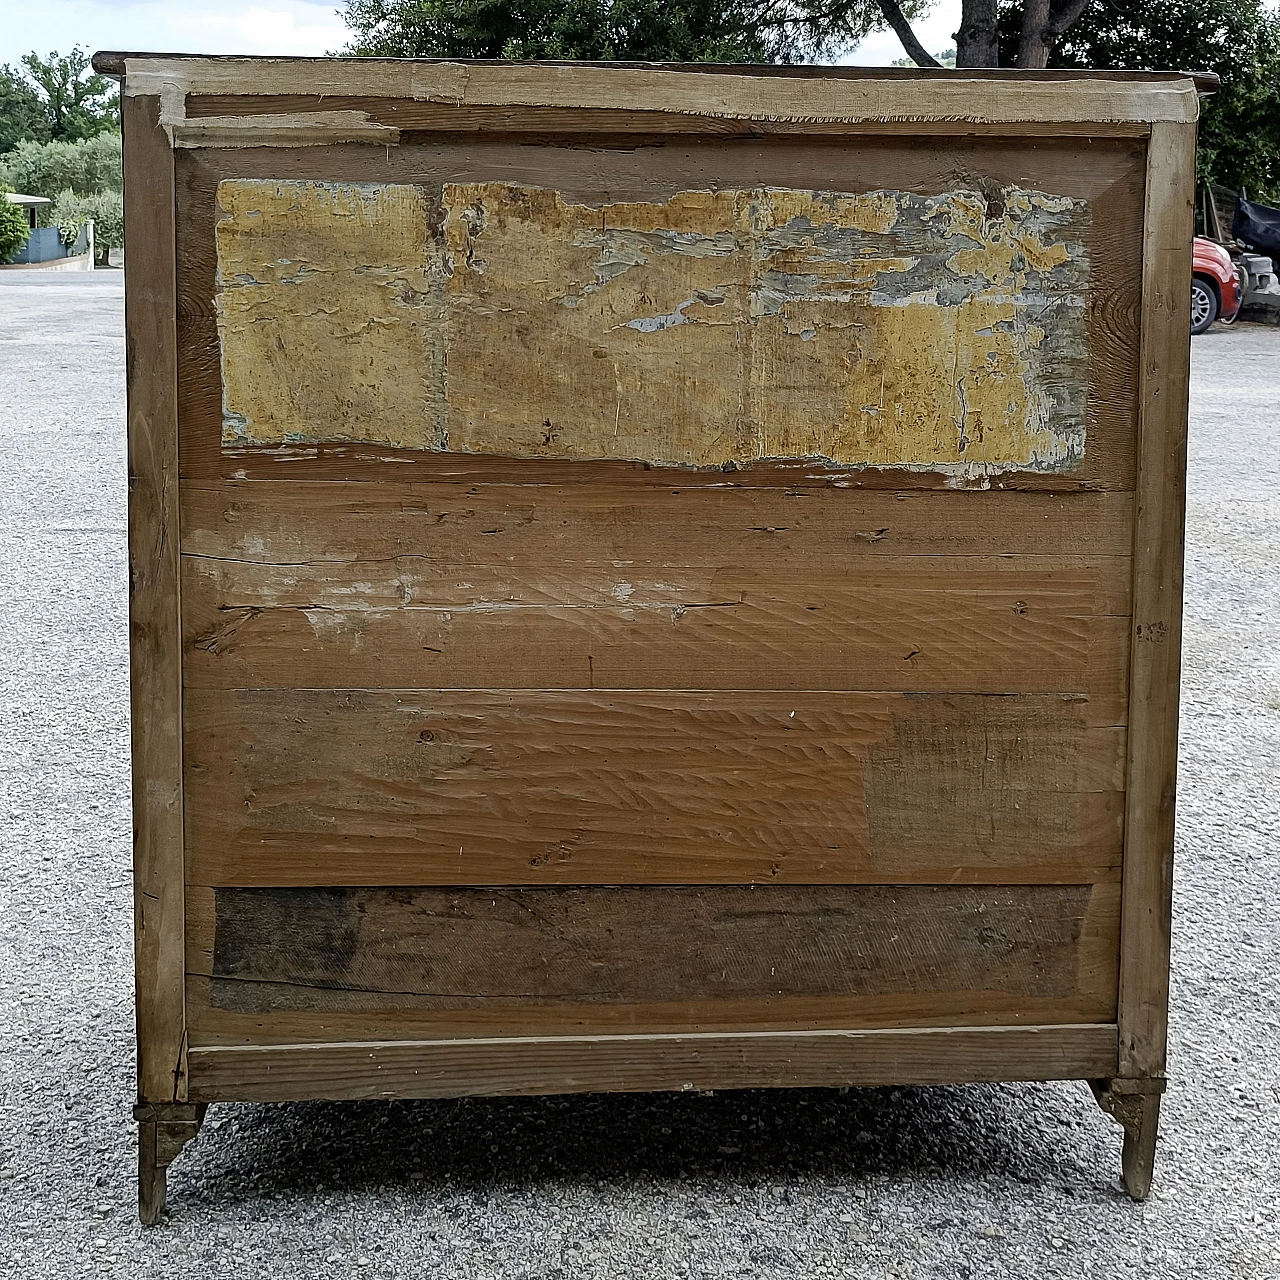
left=0, top=274, right=1277, bottom=1279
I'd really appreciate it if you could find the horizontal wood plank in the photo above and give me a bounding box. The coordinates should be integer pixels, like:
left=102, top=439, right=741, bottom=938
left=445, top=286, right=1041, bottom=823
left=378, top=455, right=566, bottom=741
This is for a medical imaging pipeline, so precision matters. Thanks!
left=183, top=552, right=1130, bottom=631
left=199, top=883, right=1119, bottom=1020
left=181, top=566, right=1129, bottom=695
left=127, top=57, right=1198, bottom=124
left=180, top=483, right=1136, bottom=564
left=184, top=690, right=1124, bottom=886
left=185, top=974, right=1119, bottom=1045
left=185, top=1024, right=1121, bottom=1101
left=181, top=95, right=1155, bottom=138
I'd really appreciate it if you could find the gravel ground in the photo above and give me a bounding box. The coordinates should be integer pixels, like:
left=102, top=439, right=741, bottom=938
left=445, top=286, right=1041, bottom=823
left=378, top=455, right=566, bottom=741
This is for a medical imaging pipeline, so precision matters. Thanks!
left=0, top=273, right=1277, bottom=1279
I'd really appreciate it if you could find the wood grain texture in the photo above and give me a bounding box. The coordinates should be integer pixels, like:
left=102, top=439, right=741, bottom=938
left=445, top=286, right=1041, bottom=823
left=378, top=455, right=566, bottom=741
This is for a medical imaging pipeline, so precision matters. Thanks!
left=185, top=1024, right=1121, bottom=1102
left=174, top=137, right=1144, bottom=493
left=180, top=560, right=1129, bottom=695
left=182, top=95, right=1156, bottom=139
left=205, top=884, right=1115, bottom=1015
left=177, top=483, right=1131, bottom=675
left=121, top=57, right=1199, bottom=125
left=183, top=690, right=1125, bottom=887
left=178, top=486, right=1133, bottom=660
left=181, top=482, right=1135, bottom=562
left=184, top=876, right=1121, bottom=1042
left=124, top=94, right=187, bottom=1104
left=94, top=51, right=1210, bottom=86
left=1117, top=122, right=1195, bottom=1081
left=111, top=56, right=1189, bottom=1127
left=184, top=976, right=1118, bottom=1045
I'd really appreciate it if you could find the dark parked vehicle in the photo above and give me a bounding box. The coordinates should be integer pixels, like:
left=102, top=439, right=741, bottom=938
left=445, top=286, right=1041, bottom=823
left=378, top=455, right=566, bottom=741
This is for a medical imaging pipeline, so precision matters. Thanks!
left=1233, top=197, right=1280, bottom=263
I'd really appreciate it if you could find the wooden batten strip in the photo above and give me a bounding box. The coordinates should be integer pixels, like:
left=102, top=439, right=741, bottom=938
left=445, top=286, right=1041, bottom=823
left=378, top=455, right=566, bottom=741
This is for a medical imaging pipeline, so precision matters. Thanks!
left=1117, top=121, right=1195, bottom=1081
left=178, top=100, right=1156, bottom=140
left=124, top=94, right=188, bottom=1104
left=120, top=58, right=1198, bottom=131
left=171, top=111, right=401, bottom=148
left=187, top=1024, right=1120, bottom=1102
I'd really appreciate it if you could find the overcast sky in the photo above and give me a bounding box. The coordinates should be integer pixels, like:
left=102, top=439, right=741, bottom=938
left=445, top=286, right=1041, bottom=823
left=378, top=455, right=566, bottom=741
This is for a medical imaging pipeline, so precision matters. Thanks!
left=0, top=0, right=964, bottom=71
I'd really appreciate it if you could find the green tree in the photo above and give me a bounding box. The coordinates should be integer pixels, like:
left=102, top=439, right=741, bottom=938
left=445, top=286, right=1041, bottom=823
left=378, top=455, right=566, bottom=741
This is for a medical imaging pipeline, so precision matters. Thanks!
left=340, top=0, right=935, bottom=62
left=0, top=65, right=50, bottom=152
left=0, top=133, right=122, bottom=205
left=51, top=187, right=124, bottom=260
left=19, top=47, right=120, bottom=142
left=0, top=190, right=32, bottom=263
left=1047, top=0, right=1280, bottom=203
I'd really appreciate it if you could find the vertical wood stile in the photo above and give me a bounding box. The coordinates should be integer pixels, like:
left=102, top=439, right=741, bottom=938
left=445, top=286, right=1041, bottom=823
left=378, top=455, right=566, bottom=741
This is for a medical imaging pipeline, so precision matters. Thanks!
left=1118, top=119, right=1197, bottom=1080
left=124, top=93, right=187, bottom=1102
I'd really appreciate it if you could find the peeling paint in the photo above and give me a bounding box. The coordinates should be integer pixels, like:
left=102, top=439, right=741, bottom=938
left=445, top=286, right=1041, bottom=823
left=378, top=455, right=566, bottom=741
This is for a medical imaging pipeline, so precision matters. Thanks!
left=215, top=179, right=1089, bottom=473
left=216, top=180, right=450, bottom=450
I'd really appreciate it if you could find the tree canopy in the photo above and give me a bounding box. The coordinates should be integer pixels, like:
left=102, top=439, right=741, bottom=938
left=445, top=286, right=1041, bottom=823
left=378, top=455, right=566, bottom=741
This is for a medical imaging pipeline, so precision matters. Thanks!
left=340, top=0, right=932, bottom=62
left=340, top=0, right=1103, bottom=67
left=0, top=133, right=123, bottom=239
left=0, top=67, right=49, bottom=153
left=0, top=47, right=119, bottom=153
left=1048, top=0, right=1280, bottom=203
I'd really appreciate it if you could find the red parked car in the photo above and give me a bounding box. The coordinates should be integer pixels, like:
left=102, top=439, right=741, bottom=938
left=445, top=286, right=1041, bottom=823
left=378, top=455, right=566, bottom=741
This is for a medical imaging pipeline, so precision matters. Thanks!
left=1192, top=235, right=1242, bottom=333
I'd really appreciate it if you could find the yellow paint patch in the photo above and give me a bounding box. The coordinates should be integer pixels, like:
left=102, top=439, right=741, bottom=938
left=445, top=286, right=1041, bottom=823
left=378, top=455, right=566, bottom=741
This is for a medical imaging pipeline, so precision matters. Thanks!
left=215, top=179, right=1089, bottom=472
left=217, top=181, right=448, bottom=448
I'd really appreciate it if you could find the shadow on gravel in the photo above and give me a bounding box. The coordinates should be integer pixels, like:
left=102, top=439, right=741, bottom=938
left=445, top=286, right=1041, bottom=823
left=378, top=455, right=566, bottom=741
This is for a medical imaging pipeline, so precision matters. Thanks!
left=181, top=1082, right=1110, bottom=1204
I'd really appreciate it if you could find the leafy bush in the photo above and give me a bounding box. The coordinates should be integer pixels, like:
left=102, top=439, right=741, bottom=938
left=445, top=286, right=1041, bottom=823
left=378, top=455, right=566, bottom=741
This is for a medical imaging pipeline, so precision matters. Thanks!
left=51, top=187, right=123, bottom=258
left=0, top=190, right=31, bottom=262
left=0, top=132, right=121, bottom=219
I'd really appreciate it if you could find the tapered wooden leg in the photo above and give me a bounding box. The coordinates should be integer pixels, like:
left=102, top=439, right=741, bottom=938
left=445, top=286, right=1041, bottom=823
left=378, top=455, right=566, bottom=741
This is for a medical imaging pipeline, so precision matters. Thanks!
left=135, top=1103, right=207, bottom=1225
left=1120, top=1092, right=1161, bottom=1201
left=138, top=1121, right=166, bottom=1226
left=1089, top=1078, right=1163, bottom=1201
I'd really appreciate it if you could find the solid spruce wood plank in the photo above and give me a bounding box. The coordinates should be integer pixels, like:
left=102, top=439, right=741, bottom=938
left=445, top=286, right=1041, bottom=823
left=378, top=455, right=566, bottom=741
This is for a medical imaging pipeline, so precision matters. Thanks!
left=199, top=883, right=1120, bottom=1018
left=182, top=689, right=1125, bottom=887
left=178, top=95, right=1156, bottom=139
left=119, top=57, right=1198, bottom=126
left=1117, top=121, right=1196, bottom=1082
left=183, top=973, right=1121, bottom=1046
left=178, top=483, right=1136, bottom=565
left=178, top=567, right=1130, bottom=695
left=95, top=51, right=1214, bottom=88
left=185, top=1024, right=1121, bottom=1102
left=180, top=552, right=1131, bottom=616
left=124, top=94, right=188, bottom=1105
